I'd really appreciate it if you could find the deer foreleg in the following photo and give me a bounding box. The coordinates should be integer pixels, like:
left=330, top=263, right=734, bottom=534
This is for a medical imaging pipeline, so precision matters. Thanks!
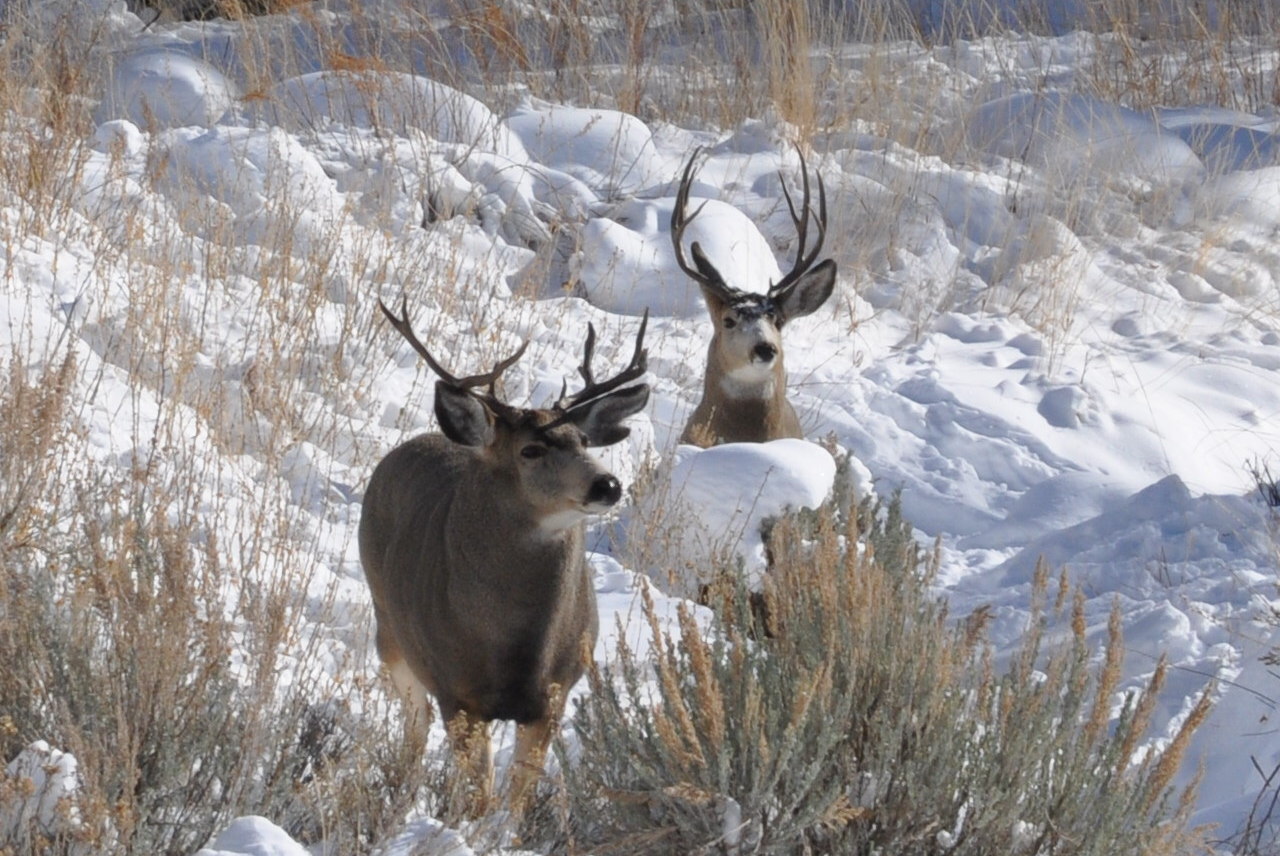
left=446, top=708, right=494, bottom=818
left=508, top=717, right=554, bottom=816
left=508, top=684, right=565, bottom=815
left=377, top=621, right=435, bottom=752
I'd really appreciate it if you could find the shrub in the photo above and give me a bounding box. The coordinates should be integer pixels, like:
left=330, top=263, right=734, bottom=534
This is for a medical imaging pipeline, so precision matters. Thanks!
left=560, top=491, right=1207, bottom=855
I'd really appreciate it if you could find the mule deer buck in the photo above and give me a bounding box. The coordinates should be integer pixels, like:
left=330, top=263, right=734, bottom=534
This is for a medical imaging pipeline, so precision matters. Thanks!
left=359, top=300, right=649, bottom=815
left=672, top=148, right=837, bottom=447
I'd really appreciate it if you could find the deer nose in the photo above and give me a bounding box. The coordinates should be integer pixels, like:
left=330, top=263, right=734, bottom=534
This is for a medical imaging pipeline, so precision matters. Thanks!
left=753, top=342, right=778, bottom=362
left=586, top=474, right=622, bottom=507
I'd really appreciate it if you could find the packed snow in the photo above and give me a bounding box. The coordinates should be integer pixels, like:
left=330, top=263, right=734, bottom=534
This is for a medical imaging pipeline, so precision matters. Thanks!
left=3, top=0, right=1280, bottom=853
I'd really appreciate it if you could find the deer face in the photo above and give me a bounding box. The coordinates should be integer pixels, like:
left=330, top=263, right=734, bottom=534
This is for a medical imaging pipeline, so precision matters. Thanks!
left=705, top=292, right=786, bottom=390
left=672, top=148, right=837, bottom=402
left=394, top=302, right=649, bottom=534
left=690, top=243, right=837, bottom=399
left=491, top=408, right=630, bottom=532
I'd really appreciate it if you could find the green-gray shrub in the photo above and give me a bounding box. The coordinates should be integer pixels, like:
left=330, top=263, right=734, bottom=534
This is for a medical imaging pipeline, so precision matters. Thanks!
left=559, top=491, right=1206, bottom=855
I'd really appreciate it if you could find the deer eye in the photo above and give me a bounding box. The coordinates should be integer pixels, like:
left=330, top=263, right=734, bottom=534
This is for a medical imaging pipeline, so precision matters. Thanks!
left=520, top=444, right=548, bottom=459
left=723, top=316, right=737, bottom=329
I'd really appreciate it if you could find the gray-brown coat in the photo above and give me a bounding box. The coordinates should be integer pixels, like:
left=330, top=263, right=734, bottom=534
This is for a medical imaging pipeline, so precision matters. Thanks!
left=359, top=301, right=649, bottom=814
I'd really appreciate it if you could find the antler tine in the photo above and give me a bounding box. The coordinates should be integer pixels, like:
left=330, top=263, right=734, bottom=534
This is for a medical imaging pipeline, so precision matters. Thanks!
left=771, top=147, right=829, bottom=296
left=554, top=320, right=597, bottom=410
left=379, top=297, right=529, bottom=391
left=578, top=322, right=598, bottom=388
left=379, top=297, right=459, bottom=384
left=670, top=149, right=721, bottom=288
left=475, top=339, right=531, bottom=390
left=556, top=310, right=649, bottom=415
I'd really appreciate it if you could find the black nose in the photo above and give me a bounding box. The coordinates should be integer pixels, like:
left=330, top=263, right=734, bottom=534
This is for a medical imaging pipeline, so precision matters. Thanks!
left=753, top=342, right=777, bottom=362
left=586, top=474, right=622, bottom=507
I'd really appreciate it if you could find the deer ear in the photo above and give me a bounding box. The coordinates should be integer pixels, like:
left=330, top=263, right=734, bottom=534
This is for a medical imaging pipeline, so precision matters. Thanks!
left=775, top=259, right=836, bottom=323
left=434, top=383, right=494, bottom=447
left=698, top=284, right=728, bottom=320
left=570, top=384, right=650, bottom=447
left=689, top=242, right=736, bottom=317
left=690, top=242, right=727, bottom=286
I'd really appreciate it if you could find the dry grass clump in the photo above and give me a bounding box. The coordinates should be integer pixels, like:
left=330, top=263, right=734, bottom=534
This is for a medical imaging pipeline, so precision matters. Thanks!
left=560, top=490, right=1208, bottom=855
left=1082, top=23, right=1280, bottom=112
left=348, top=0, right=837, bottom=131
left=134, top=0, right=313, bottom=22
left=0, top=40, right=436, bottom=850
left=0, top=351, right=454, bottom=855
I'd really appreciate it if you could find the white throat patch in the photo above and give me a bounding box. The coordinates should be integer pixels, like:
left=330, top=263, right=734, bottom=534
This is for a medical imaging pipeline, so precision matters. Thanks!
left=538, top=507, right=589, bottom=534
left=720, top=362, right=778, bottom=398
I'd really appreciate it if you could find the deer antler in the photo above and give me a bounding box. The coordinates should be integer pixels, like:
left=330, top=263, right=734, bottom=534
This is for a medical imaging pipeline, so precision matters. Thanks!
left=670, top=149, right=742, bottom=304
left=554, top=309, right=649, bottom=417
left=379, top=298, right=529, bottom=401
left=769, top=147, right=828, bottom=299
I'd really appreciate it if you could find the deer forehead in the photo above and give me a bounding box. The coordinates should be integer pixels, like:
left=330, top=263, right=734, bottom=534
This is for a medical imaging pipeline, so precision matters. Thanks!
left=722, top=295, right=778, bottom=322
left=499, top=411, right=586, bottom=444
left=475, top=415, right=587, bottom=472
left=718, top=299, right=783, bottom=340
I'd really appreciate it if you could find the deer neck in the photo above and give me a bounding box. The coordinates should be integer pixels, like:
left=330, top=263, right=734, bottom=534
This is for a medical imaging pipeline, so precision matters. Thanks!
left=453, top=465, right=586, bottom=562
left=684, top=345, right=798, bottom=445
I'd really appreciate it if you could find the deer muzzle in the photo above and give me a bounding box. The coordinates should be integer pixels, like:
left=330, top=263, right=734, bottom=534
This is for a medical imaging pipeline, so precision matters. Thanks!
left=752, top=342, right=778, bottom=363
left=585, top=474, right=623, bottom=508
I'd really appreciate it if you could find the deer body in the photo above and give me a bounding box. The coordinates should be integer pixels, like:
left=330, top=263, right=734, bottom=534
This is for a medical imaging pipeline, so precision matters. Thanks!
left=360, top=302, right=648, bottom=815
left=360, top=433, right=598, bottom=726
left=672, top=148, right=837, bottom=448
left=682, top=377, right=799, bottom=446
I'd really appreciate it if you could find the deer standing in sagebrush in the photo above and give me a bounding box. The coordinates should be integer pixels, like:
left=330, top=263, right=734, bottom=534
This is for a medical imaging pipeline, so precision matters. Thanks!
left=359, top=300, right=649, bottom=815
left=672, top=148, right=837, bottom=447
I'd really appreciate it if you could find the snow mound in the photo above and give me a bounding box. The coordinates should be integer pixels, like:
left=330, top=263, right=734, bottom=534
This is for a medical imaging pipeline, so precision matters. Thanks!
left=967, top=91, right=1204, bottom=184
left=635, top=439, right=836, bottom=597
left=1170, top=123, right=1280, bottom=173
left=1198, top=167, right=1280, bottom=231
left=194, top=816, right=311, bottom=856
left=577, top=196, right=783, bottom=317
left=151, top=125, right=342, bottom=248
left=998, top=474, right=1275, bottom=590
left=506, top=102, right=670, bottom=197
left=2, top=742, right=90, bottom=852
left=265, top=71, right=529, bottom=164
left=369, top=816, right=476, bottom=856
left=96, top=49, right=237, bottom=129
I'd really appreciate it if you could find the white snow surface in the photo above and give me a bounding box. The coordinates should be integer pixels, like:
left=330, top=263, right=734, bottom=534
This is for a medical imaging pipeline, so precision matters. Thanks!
left=3, top=5, right=1280, bottom=854
left=2, top=742, right=89, bottom=851
left=193, top=816, right=312, bottom=856
left=634, top=440, right=838, bottom=598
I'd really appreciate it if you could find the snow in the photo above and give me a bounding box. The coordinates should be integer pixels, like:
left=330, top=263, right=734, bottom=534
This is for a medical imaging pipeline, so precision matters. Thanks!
left=966, top=91, right=1206, bottom=185
left=4, top=3, right=1280, bottom=853
left=633, top=439, right=838, bottom=598
left=2, top=742, right=87, bottom=849
left=97, top=50, right=238, bottom=129
left=506, top=101, right=668, bottom=197
left=264, top=72, right=530, bottom=164
left=577, top=195, right=783, bottom=317
left=193, top=816, right=311, bottom=856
